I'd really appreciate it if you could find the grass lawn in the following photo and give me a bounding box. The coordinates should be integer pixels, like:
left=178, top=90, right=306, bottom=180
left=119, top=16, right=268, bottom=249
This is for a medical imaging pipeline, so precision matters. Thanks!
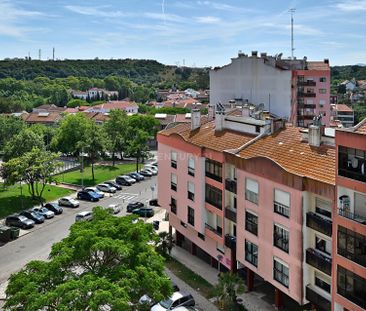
left=0, top=184, right=74, bottom=219
left=165, top=256, right=216, bottom=299
left=55, top=163, right=142, bottom=187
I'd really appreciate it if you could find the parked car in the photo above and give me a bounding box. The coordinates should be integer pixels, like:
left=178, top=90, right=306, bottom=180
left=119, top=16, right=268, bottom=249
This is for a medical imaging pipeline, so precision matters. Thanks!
left=149, top=198, right=160, bottom=207
left=104, top=181, right=122, bottom=191
left=106, top=204, right=121, bottom=214
left=150, top=161, right=158, bottom=167
left=144, top=167, right=157, bottom=176
left=145, top=165, right=158, bottom=174
left=44, top=202, right=63, bottom=215
left=139, top=283, right=179, bottom=306
left=77, top=190, right=100, bottom=202
left=5, top=215, right=35, bottom=229
left=129, top=172, right=145, bottom=182
left=138, top=170, right=153, bottom=177
left=116, top=175, right=135, bottom=186
left=133, top=207, right=154, bottom=218
left=173, top=307, right=203, bottom=311
left=97, top=183, right=117, bottom=193
left=19, top=210, right=45, bottom=224
left=75, top=211, right=93, bottom=222
left=32, top=207, right=55, bottom=219
left=151, top=292, right=195, bottom=311
left=127, top=201, right=144, bottom=212
left=85, top=187, right=105, bottom=198
left=58, top=197, right=80, bottom=208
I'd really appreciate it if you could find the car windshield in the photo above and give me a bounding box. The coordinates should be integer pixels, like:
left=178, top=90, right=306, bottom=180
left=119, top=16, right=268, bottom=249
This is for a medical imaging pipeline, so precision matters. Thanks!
left=18, top=216, right=28, bottom=221
left=41, top=208, right=48, bottom=213
left=159, top=298, right=173, bottom=309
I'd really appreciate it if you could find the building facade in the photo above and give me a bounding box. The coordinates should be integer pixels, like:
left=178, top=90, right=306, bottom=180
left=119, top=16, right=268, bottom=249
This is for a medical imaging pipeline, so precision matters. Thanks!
left=158, top=108, right=336, bottom=310
left=333, top=120, right=366, bottom=311
left=210, top=51, right=331, bottom=128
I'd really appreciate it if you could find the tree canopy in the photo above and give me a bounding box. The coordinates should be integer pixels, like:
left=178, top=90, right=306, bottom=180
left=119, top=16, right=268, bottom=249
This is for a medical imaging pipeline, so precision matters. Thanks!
left=4, top=208, right=173, bottom=311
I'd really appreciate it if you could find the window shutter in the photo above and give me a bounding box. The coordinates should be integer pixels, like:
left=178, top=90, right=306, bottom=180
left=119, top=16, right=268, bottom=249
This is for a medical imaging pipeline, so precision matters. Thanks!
left=274, top=189, right=290, bottom=206
left=246, top=179, right=258, bottom=193
left=188, top=182, right=195, bottom=193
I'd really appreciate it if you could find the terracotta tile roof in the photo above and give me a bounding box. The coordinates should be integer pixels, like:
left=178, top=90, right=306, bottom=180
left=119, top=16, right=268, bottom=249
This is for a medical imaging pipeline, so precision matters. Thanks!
left=307, top=61, right=330, bottom=71
left=335, top=104, right=353, bottom=112
left=33, top=104, right=66, bottom=112
left=238, top=126, right=335, bottom=185
left=89, top=101, right=138, bottom=111
left=354, top=118, right=366, bottom=135
left=160, top=119, right=255, bottom=152
left=92, top=113, right=110, bottom=123
left=157, top=114, right=176, bottom=126
left=64, top=108, right=79, bottom=113
left=175, top=114, right=191, bottom=123
left=25, top=111, right=62, bottom=124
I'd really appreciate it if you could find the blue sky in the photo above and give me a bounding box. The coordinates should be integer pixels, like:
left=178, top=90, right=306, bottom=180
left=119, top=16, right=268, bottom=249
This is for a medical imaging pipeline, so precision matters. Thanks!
left=0, top=0, right=365, bottom=66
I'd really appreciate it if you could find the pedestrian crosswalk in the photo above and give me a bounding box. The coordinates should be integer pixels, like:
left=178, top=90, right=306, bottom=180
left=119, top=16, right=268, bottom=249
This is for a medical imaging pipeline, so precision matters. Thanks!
left=113, top=193, right=138, bottom=202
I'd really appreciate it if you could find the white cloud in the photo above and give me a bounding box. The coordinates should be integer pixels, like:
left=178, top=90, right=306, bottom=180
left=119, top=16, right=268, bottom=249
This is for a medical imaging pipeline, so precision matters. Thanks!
left=65, top=5, right=128, bottom=17
left=196, top=16, right=221, bottom=24
left=196, top=1, right=237, bottom=11
left=335, top=0, right=366, bottom=11
left=144, top=12, right=186, bottom=22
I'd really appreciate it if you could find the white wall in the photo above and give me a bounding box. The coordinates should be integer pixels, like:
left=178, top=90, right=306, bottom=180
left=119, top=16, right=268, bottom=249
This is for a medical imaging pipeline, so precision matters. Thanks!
left=210, top=56, right=292, bottom=119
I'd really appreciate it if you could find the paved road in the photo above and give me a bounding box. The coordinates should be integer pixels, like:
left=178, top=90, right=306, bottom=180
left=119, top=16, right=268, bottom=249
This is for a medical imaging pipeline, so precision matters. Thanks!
left=0, top=176, right=157, bottom=287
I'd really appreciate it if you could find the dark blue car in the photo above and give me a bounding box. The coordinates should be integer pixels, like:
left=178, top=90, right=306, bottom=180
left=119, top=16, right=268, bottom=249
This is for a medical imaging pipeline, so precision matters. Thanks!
left=77, top=190, right=100, bottom=202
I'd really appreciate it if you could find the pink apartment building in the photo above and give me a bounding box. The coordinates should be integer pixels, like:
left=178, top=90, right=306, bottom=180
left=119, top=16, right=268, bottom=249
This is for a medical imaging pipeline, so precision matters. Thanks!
left=158, top=108, right=335, bottom=310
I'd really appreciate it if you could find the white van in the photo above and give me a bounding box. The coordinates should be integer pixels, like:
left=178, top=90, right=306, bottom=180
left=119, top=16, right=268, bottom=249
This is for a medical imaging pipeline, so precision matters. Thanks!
left=75, top=211, right=93, bottom=222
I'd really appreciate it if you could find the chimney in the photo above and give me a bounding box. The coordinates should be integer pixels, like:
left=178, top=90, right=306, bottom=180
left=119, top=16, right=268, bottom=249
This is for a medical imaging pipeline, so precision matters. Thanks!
left=208, top=104, right=215, bottom=120
left=242, top=104, right=250, bottom=117
left=308, top=125, right=321, bottom=147
left=251, top=51, right=258, bottom=57
left=191, top=109, right=201, bottom=131
left=324, top=58, right=329, bottom=64
left=215, top=103, right=225, bottom=131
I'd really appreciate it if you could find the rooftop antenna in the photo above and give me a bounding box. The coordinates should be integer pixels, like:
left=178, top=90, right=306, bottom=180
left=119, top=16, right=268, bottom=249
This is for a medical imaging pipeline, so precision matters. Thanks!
left=53, top=47, right=55, bottom=61
left=289, top=8, right=296, bottom=60
left=38, top=49, right=41, bottom=61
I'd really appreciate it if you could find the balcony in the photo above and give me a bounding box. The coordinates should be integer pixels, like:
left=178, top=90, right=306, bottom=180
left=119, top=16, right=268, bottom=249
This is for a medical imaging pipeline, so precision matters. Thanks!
left=306, top=248, right=332, bottom=276
left=306, top=212, right=332, bottom=237
left=205, top=223, right=222, bottom=236
left=306, top=285, right=331, bottom=311
left=205, top=171, right=222, bottom=183
left=225, top=207, right=237, bottom=223
left=297, top=112, right=316, bottom=120
left=338, top=167, right=366, bottom=183
left=298, top=80, right=316, bottom=87
left=225, top=178, right=237, bottom=194
left=225, top=234, right=237, bottom=250
left=338, top=208, right=366, bottom=225
left=298, top=92, right=316, bottom=98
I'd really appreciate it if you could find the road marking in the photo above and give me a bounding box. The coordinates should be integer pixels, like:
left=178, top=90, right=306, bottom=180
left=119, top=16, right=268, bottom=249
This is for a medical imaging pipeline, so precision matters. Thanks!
left=113, top=193, right=138, bottom=202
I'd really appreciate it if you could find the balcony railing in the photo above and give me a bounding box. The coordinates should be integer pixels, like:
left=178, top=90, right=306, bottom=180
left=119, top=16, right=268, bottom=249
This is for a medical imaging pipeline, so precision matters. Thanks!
left=339, top=168, right=366, bottom=183
left=298, top=92, right=316, bottom=98
left=298, top=80, right=316, bottom=86
left=225, top=207, right=237, bottom=223
left=338, top=246, right=366, bottom=268
left=306, top=248, right=332, bottom=276
left=205, top=171, right=222, bottom=183
left=224, top=234, right=236, bottom=250
left=306, top=212, right=332, bottom=237
left=225, top=178, right=237, bottom=194
left=205, top=223, right=222, bottom=237
left=306, top=285, right=331, bottom=311
left=338, top=208, right=366, bottom=225
left=274, top=202, right=290, bottom=218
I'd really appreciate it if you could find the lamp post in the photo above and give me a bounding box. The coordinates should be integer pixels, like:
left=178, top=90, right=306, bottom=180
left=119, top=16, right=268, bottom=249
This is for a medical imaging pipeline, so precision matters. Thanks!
left=81, top=146, right=84, bottom=189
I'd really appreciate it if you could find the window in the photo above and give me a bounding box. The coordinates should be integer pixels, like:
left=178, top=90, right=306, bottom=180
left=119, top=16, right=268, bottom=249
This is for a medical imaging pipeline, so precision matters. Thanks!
left=217, top=242, right=225, bottom=254
left=274, top=224, right=289, bottom=253
left=245, top=240, right=258, bottom=267
left=188, top=157, right=195, bottom=176
left=171, top=197, right=177, bottom=214
left=187, top=182, right=195, bottom=201
left=315, top=272, right=331, bottom=293
left=338, top=266, right=366, bottom=309
left=319, top=77, right=326, bottom=82
left=315, top=197, right=332, bottom=218
left=255, top=125, right=260, bottom=133
left=245, top=211, right=258, bottom=236
left=245, top=178, right=258, bottom=204
left=188, top=206, right=194, bottom=226
left=273, top=258, right=289, bottom=287
left=274, top=189, right=290, bottom=218
left=315, top=236, right=331, bottom=255
left=319, top=99, right=326, bottom=108
left=338, top=146, right=366, bottom=183
left=171, top=151, right=177, bottom=168
left=338, top=226, right=366, bottom=268
left=198, top=232, right=205, bottom=240
left=171, top=173, right=177, bottom=191
left=306, top=99, right=314, bottom=105
left=319, top=89, right=327, bottom=94
left=205, top=159, right=222, bottom=182
left=205, top=184, right=222, bottom=209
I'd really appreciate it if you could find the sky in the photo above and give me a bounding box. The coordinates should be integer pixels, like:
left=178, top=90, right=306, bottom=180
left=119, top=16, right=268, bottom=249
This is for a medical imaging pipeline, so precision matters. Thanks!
left=0, top=0, right=365, bottom=67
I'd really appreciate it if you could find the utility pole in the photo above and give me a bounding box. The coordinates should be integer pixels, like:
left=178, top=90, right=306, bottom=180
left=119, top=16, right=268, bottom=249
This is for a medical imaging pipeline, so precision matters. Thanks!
left=289, top=8, right=296, bottom=60
left=53, top=47, right=55, bottom=61
left=81, top=146, right=84, bottom=189
left=38, top=49, right=41, bottom=60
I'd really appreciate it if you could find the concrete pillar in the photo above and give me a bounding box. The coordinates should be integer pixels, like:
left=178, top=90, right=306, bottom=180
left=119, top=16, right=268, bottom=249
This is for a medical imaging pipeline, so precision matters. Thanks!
left=246, top=268, right=254, bottom=292
left=274, top=288, right=283, bottom=310
left=176, top=231, right=183, bottom=247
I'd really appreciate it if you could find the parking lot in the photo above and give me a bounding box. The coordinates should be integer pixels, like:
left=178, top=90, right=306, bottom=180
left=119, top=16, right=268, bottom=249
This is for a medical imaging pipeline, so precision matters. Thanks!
left=0, top=175, right=159, bottom=288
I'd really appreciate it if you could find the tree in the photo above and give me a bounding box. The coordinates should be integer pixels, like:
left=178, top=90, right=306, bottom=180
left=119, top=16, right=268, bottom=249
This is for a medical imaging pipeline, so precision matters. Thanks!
left=67, top=98, right=87, bottom=108
left=0, top=115, right=25, bottom=151
left=128, top=114, right=158, bottom=137
left=104, top=110, right=128, bottom=165
left=126, top=128, right=150, bottom=172
left=3, top=128, right=45, bottom=161
left=4, top=208, right=173, bottom=311
left=155, top=232, right=174, bottom=257
left=214, top=272, right=245, bottom=311
left=2, top=148, right=61, bottom=203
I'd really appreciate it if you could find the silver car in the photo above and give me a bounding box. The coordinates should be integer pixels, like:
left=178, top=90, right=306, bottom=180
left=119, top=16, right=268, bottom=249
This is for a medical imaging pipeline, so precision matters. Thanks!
left=97, top=183, right=117, bottom=193
left=58, top=197, right=80, bottom=208
left=151, top=292, right=195, bottom=311
left=32, top=207, right=55, bottom=219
